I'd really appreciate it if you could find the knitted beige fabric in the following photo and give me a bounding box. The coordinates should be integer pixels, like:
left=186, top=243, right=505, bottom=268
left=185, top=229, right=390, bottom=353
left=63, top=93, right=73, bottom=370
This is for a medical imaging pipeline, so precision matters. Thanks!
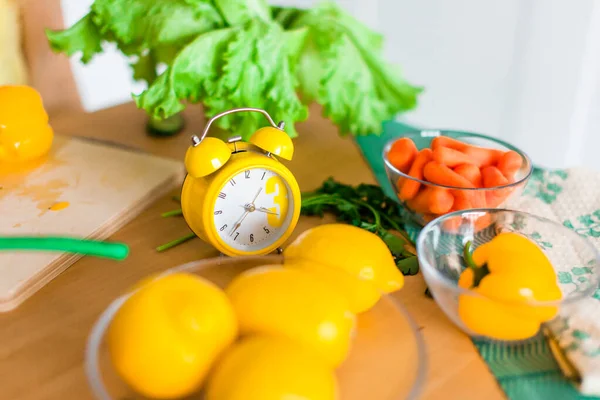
left=502, top=168, right=600, bottom=395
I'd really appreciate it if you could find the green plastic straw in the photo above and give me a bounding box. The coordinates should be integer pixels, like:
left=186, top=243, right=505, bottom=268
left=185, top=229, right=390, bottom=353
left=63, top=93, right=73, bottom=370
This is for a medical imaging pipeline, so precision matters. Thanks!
left=0, top=237, right=129, bottom=260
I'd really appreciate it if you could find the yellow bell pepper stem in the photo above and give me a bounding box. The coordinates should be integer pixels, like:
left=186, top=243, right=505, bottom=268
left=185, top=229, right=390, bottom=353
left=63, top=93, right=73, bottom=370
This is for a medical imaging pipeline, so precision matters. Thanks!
left=462, top=241, right=489, bottom=288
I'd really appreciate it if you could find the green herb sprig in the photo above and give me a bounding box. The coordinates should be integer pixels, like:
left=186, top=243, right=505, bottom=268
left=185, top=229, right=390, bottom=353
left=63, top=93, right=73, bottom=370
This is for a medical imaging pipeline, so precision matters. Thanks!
left=301, top=178, right=419, bottom=275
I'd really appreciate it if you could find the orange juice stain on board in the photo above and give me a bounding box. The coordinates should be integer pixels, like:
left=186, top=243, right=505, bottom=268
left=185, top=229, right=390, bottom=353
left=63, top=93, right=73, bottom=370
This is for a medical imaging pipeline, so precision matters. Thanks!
left=49, top=201, right=70, bottom=211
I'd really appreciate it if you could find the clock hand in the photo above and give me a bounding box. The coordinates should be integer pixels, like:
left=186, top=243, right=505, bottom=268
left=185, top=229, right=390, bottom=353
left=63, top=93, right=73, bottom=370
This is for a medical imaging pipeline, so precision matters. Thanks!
left=230, top=210, right=249, bottom=236
left=255, top=207, right=279, bottom=216
left=250, top=187, right=262, bottom=204
left=229, top=188, right=264, bottom=236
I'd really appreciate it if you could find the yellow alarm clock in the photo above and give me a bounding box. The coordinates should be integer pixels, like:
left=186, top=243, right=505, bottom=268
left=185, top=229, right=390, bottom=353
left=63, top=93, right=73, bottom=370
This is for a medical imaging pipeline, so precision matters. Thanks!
left=181, top=108, right=301, bottom=257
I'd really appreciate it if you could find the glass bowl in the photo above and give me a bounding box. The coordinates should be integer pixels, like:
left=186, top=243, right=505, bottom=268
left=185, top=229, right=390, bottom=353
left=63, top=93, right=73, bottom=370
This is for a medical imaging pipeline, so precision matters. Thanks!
left=416, top=209, right=600, bottom=342
left=382, top=130, right=533, bottom=226
left=85, top=256, right=427, bottom=400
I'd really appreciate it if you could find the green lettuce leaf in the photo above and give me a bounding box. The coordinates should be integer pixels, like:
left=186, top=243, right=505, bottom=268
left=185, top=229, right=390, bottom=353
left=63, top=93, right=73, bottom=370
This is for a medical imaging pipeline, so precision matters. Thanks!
left=46, top=14, right=103, bottom=63
left=205, top=20, right=307, bottom=138
left=134, top=28, right=236, bottom=118
left=290, top=2, right=422, bottom=136
left=283, top=27, right=309, bottom=66
left=136, top=20, right=307, bottom=139
left=48, top=0, right=226, bottom=84
left=131, top=52, right=158, bottom=84
left=90, top=0, right=224, bottom=51
left=214, top=0, right=271, bottom=25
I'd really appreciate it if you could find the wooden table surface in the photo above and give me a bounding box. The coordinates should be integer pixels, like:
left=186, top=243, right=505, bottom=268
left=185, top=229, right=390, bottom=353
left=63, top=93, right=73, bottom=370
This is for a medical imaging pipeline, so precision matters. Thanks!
left=0, top=103, right=505, bottom=400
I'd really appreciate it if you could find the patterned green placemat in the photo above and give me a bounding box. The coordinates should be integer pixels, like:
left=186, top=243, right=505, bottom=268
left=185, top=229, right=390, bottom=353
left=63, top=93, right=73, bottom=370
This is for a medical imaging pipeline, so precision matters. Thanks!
left=354, top=121, right=596, bottom=400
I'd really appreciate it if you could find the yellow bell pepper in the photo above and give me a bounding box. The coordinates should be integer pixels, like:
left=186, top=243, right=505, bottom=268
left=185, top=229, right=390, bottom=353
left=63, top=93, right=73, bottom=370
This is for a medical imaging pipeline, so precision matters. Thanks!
left=0, top=85, right=53, bottom=164
left=458, top=232, right=562, bottom=341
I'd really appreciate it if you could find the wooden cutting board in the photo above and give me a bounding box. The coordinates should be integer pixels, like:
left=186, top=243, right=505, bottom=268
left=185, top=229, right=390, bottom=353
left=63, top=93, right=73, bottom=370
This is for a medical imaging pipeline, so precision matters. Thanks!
left=0, top=135, right=185, bottom=311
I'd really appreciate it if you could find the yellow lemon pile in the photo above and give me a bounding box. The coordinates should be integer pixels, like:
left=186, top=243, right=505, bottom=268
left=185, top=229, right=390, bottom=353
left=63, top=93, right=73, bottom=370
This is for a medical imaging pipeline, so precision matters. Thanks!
left=107, top=224, right=404, bottom=399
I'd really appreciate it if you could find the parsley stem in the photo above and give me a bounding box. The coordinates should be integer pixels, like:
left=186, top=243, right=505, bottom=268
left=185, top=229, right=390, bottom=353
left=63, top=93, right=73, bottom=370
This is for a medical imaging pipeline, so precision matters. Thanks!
left=353, top=199, right=381, bottom=229
left=380, top=213, right=415, bottom=245
left=156, top=233, right=196, bottom=252
left=161, top=209, right=183, bottom=217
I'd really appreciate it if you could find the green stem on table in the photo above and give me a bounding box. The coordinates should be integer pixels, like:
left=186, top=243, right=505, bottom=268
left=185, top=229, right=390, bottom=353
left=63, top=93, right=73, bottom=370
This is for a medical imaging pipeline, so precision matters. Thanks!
left=161, top=209, right=183, bottom=218
left=0, top=237, right=129, bottom=260
left=172, top=195, right=181, bottom=203
left=353, top=199, right=381, bottom=229
left=156, top=233, right=196, bottom=252
left=380, top=213, right=414, bottom=245
left=302, top=192, right=413, bottom=244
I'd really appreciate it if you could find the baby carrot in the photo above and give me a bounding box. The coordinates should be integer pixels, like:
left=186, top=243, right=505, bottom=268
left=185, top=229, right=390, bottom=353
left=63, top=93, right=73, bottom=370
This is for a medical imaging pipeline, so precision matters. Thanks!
left=454, top=163, right=482, bottom=187
left=431, top=136, right=468, bottom=151
left=462, top=146, right=504, bottom=168
left=432, top=136, right=503, bottom=167
left=388, top=138, right=418, bottom=173
left=442, top=213, right=493, bottom=233
left=486, top=191, right=511, bottom=208
left=423, top=213, right=438, bottom=223
left=406, top=186, right=454, bottom=214
left=406, top=187, right=432, bottom=214
left=429, top=187, right=454, bottom=214
left=481, top=166, right=509, bottom=188
left=398, top=148, right=433, bottom=200
left=497, top=150, right=522, bottom=179
left=423, top=161, right=474, bottom=188
left=451, top=191, right=472, bottom=211
left=432, top=147, right=478, bottom=168
left=482, top=166, right=513, bottom=207
left=470, top=191, right=487, bottom=208
left=442, top=217, right=463, bottom=232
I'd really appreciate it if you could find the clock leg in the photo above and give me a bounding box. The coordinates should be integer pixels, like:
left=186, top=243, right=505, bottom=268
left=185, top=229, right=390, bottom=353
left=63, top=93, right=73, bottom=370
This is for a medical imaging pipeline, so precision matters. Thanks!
left=276, top=247, right=283, bottom=255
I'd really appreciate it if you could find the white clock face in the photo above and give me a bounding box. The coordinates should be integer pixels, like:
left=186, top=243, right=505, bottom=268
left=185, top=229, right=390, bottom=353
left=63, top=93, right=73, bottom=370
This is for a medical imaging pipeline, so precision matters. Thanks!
left=212, top=167, right=294, bottom=252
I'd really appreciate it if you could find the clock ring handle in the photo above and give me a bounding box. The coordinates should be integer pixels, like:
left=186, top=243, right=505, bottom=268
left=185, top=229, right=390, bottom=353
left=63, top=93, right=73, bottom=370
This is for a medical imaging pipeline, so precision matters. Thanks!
left=192, top=108, right=284, bottom=145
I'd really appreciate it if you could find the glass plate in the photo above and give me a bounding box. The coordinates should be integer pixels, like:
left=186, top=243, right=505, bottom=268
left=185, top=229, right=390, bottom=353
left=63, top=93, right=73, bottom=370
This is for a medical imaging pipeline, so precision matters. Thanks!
left=85, top=256, right=427, bottom=400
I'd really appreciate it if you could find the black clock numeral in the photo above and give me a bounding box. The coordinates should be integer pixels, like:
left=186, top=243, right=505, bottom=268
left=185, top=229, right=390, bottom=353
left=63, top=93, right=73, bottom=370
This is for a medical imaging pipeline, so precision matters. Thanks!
left=214, top=210, right=222, bottom=215
left=261, top=172, right=266, bottom=180
left=250, top=234, right=254, bottom=242
left=245, top=170, right=250, bottom=179
left=230, top=179, right=236, bottom=186
left=234, top=232, right=239, bottom=240
left=218, top=192, right=226, bottom=199
left=263, top=226, right=270, bottom=234
left=220, top=224, right=227, bottom=231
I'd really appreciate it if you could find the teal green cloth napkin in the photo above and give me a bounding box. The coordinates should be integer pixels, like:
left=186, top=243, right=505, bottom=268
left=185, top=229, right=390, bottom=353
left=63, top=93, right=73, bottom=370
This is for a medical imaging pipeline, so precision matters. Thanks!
left=355, top=121, right=596, bottom=400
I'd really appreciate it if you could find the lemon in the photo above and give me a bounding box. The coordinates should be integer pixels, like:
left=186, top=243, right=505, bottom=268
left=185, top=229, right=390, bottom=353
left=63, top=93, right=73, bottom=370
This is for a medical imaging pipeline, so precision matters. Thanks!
left=107, top=273, right=237, bottom=399
left=206, top=335, right=338, bottom=400
left=285, top=224, right=404, bottom=293
left=226, top=266, right=356, bottom=367
left=284, top=258, right=381, bottom=313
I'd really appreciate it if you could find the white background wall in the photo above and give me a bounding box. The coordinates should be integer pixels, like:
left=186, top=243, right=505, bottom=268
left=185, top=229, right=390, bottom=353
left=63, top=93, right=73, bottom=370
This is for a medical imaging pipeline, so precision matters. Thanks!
left=62, top=0, right=600, bottom=171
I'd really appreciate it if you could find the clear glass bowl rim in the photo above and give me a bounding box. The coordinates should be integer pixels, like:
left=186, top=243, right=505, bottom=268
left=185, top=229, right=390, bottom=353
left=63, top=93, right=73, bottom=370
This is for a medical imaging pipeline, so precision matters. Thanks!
left=416, top=208, right=600, bottom=307
left=84, top=255, right=428, bottom=400
left=382, top=129, right=534, bottom=191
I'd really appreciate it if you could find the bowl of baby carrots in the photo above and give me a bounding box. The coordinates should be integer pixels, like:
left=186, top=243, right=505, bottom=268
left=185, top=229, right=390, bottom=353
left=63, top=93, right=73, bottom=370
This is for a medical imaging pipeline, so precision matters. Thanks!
left=383, top=130, right=533, bottom=226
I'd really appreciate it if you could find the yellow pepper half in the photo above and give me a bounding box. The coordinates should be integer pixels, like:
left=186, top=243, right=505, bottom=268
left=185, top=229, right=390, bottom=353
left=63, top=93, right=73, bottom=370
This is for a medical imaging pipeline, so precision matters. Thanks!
left=0, top=85, right=53, bottom=164
left=458, top=232, right=562, bottom=341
